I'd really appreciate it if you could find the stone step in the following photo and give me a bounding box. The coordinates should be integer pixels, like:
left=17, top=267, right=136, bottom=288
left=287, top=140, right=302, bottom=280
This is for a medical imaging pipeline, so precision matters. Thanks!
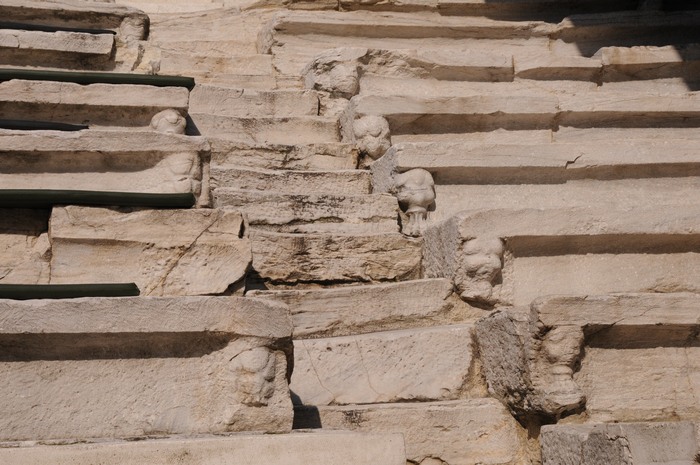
left=251, top=230, right=422, bottom=283
left=213, top=190, right=399, bottom=234
left=437, top=0, right=639, bottom=19
left=211, top=166, right=371, bottom=195
left=541, top=422, right=698, bottom=465
left=350, top=90, right=700, bottom=134
left=293, top=400, right=527, bottom=465
left=424, top=205, right=700, bottom=306
left=373, top=139, right=700, bottom=185
left=0, top=79, right=189, bottom=128
left=209, top=139, right=357, bottom=171
left=0, top=0, right=149, bottom=42
left=0, top=130, right=209, bottom=205
left=190, top=114, right=341, bottom=144
left=0, top=208, right=50, bottom=285
left=477, top=294, right=700, bottom=421
left=49, top=206, right=251, bottom=296
left=0, top=29, right=115, bottom=70
left=0, top=432, right=406, bottom=465
left=291, top=324, right=482, bottom=406
left=0, top=295, right=293, bottom=441
left=189, top=85, right=318, bottom=118
left=158, top=51, right=273, bottom=79
left=248, top=278, right=468, bottom=338
left=117, top=0, right=225, bottom=14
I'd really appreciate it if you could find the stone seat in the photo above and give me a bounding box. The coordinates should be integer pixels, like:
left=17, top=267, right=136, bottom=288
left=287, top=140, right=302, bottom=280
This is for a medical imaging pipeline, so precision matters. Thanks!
left=0, top=28, right=115, bottom=69
left=0, top=130, right=209, bottom=205
left=0, top=295, right=293, bottom=441
left=0, top=79, right=189, bottom=128
left=189, top=84, right=319, bottom=118
left=158, top=52, right=274, bottom=85
left=0, top=432, right=406, bottom=465
left=0, top=0, right=149, bottom=42
left=424, top=205, right=700, bottom=306
left=373, top=139, right=700, bottom=185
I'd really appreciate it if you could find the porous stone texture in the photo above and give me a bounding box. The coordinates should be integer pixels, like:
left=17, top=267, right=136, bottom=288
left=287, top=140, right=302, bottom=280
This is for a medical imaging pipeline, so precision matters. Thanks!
left=291, top=325, right=480, bottom=405
left=540, top=422, right=698, bottom=465
left=0, top=432, right=406, bottom=465
left=0, top=296, right=293, bottom=440
left=294, top=400, right=527, bottom=465
left=49, top=207, right=251, bottom=296
left=249, top=278, right=473, bottom=338
left=0, top=209, right=50, bottom=284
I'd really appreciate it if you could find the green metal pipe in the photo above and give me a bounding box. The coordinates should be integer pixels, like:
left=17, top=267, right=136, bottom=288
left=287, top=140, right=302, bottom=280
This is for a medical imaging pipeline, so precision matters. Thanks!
left=0, top=119, right=88, bottom=131
left=0, top=68, right=195, bottom=90
left=0, top=190, right=196, bottom=209
left=0, top=283, right=140, bottom=300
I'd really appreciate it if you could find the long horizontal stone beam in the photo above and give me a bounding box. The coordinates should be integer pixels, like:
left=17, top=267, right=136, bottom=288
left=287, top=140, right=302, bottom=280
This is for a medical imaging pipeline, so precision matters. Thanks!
left=0, top=432, right=406, bottom=465
left=0, top=29, right=114, bottom=55
left=0, top=296, right=294, bottom=440
left=0, top=80, right=189, bottom=128
left=0, top=131, right=209, bottom=204
left=0, top=0, right=149, bottom=41
left=373, top=139, right=700, bottom=185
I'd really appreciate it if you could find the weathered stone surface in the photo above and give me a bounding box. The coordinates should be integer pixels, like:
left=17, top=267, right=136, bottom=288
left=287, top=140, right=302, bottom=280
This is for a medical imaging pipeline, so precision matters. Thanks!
left=49, top=207, right=251, bottom=296
left=0, top=29, right=114, bottom=55
left=249, top=278, right=472, bottom=338
left=0, top=296, right=293, bottom=440
left=514, top=53, right=601, bottom=80
left=0, top=209, right=49, bottom=285
left=291, top=325, right=480, bottom=405
left=190, top=114, right=340, bottom=144
left=477, top=294, right=700, bottom=421
left=211, top=167, right=371, bottom=195
left=0, top=80, right=189, bottom=128
left=0, top=432, right=406, bottom=465
left=251, top=231, right=422, bottom=283
left=190, top=85, right=319, bottom=117
left=294, top=400, right=526, bottom=465
left=540, top=422, right=698, bottom=465
left=209, top=139, right=357, bottom=171
left=213, top=190, right=399, bottom=234
left=0, top=130, right=208, bottom=203
left=0, top=0, right=149, bottom=41
left=158, top=52, right=274, bottom=80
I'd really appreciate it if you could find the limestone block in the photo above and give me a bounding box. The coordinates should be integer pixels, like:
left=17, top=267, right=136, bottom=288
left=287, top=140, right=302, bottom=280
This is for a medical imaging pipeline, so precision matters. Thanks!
left=0, top=296, right=293, bottom=440
left=291, top=325, right=479, bottom=405
left=249, top=278, right=474, bottom=338
left=209, top=139, right=357, bottom=171
left=251, top=231, right=422, bottom=283
left=211, top=167, right=371, bottom=195
left=190, top=86, right=319, bottom=118
left=213, top=190, right=399, bottom=234
left=0, top=29, right=114, bottom=55
left=294, top=400, right=527, bottom=465
left=477, top=294, right=700, bottom=421
left=159, top=52, right=274, bottom=77
left=540, top=422, right=698, bottom=465
left=49, top=207, right=251, bottom=296
left=0, top=432, right=406, bottom=465
left=0, top=0, right=149, bottom=41
left=0, top=131, right=208, bottom=204
left=0, top=80, right=189, bottom=128
left=150, top=109, right=187, bottom=134
left=0, top=209, right=49, bottom=285
left=514, top=54, right=601, bottom=80
left=190, top=114, right=341, bottom=144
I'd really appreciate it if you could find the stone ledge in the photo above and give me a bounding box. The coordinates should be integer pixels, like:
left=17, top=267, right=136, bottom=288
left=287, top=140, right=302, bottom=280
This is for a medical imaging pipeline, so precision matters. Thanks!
left=0, top=432, right=406, bottom=465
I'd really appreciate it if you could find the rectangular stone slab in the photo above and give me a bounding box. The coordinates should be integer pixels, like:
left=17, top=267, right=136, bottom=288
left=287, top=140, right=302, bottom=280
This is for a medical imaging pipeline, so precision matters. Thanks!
left=0, top=208, right=49, bottom=284
left=49, top=207, right=251, bottom=296
left=0, top=131, right=208, bottom=203
left=249, top=278, right=464, bottom=338
left=211, top=167, right=371, bottom=195
left=0, top=0, right=149, bottom=41
left=294, top=400, right=526, bottom=465
left=0, top=80, right=189, bottom=128
left=189, top=85, right=319, bottom=117
left=251, top=231, right=422, bottom=283
left=291, top=325, right=479, bottom=405
left=0, top=296, right=293, bottom=441
left=0, top=432, right=406, bottom=465
left=213, top=190, right=398, bottom=234
left=190, top=114, right=340, bottom=144
left=541, top=422, right=698, bottom=465
left=0, top=29, right=114, bottom=55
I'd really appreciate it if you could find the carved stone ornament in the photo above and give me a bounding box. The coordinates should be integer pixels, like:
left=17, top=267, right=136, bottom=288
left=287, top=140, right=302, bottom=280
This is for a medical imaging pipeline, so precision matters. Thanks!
left=353, top=115, right=391, bottom=160
left=456, top=237, right=504, bottom=305
left=150, top=109, right=186, bottom=135
left=393, top=168, right=435, bottom=237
